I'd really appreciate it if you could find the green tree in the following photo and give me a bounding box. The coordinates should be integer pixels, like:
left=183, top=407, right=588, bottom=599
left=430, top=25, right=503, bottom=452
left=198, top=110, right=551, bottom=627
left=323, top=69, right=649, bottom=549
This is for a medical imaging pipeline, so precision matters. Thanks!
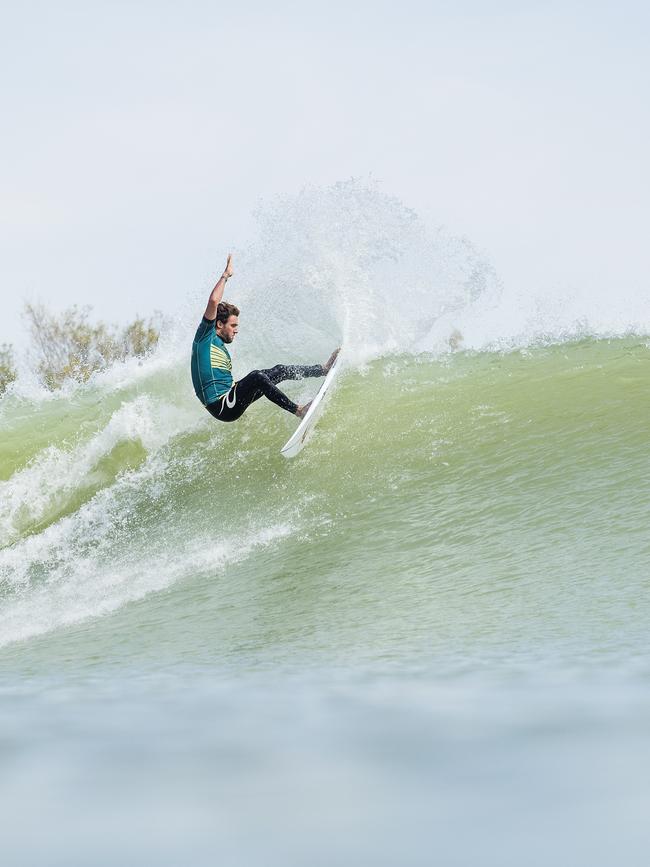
left=0, top=343, right=17, bottom=396
left=23, top=303, right=162, bottom=390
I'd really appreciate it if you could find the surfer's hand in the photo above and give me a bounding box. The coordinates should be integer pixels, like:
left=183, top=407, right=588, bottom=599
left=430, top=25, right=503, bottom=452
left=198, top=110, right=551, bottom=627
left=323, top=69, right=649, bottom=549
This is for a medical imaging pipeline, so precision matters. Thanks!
left=222, top=254, right=234, bottom=281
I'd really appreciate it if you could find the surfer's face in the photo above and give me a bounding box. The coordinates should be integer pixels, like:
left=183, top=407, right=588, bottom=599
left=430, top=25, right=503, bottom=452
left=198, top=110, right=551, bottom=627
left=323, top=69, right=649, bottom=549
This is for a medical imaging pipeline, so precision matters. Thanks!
left=217, top=315, right=239, bottom=344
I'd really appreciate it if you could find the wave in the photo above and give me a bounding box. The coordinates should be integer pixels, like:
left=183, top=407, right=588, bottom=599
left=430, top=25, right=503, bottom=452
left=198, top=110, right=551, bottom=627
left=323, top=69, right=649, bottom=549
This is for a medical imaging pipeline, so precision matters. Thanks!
left=2, top=334, right=649, bottom=651
left=1, top=181, right=648, bottom=650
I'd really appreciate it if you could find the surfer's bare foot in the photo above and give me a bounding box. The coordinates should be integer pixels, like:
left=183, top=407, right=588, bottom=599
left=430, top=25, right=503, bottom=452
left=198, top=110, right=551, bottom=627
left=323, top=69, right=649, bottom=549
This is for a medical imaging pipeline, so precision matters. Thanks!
left=296, top=401, right=312, bottom=419
left=322, top=347, right=340, bottom=374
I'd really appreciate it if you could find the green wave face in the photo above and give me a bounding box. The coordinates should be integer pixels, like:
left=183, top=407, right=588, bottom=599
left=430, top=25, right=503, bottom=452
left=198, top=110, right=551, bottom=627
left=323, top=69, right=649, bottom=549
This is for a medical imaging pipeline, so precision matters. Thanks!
left=2, top=336, right=648, bottom=668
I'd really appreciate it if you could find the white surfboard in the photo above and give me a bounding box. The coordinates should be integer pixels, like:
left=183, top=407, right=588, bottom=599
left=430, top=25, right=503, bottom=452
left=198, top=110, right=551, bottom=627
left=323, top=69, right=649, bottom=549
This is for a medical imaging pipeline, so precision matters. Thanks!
left=280, top=356, right=340, bottom=458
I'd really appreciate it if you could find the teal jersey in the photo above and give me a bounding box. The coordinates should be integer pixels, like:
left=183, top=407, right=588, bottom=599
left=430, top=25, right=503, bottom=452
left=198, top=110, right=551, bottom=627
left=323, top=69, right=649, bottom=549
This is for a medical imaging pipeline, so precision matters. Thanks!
left=191, top=318, right=233, bottom=405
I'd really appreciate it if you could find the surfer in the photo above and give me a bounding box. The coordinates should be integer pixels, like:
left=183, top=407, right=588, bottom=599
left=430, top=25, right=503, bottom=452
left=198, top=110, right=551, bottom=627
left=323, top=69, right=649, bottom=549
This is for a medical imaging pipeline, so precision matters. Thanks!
left=191, top=254, right=338, bottom=422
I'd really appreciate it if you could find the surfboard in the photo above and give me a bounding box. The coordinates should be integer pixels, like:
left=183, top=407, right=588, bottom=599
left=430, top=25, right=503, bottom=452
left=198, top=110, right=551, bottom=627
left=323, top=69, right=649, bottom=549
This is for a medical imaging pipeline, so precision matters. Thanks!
left=280, top=356, right=340, bottom=458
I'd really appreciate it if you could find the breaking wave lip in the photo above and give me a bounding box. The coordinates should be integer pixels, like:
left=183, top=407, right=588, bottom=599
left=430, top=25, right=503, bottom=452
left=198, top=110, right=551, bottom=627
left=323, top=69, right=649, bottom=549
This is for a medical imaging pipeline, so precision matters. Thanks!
left=0, top=395, right=193, bottom=547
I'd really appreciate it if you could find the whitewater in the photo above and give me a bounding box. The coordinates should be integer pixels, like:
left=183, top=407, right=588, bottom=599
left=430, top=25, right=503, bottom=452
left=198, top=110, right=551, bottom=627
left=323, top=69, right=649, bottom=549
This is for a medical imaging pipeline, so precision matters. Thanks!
left=2, top=181, right=650, bottom=866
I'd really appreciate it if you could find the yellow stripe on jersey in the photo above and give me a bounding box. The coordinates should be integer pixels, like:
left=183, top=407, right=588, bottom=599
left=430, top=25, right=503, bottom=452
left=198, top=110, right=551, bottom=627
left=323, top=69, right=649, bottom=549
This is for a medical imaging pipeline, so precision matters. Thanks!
left=210, top=347, right=231, bottom=370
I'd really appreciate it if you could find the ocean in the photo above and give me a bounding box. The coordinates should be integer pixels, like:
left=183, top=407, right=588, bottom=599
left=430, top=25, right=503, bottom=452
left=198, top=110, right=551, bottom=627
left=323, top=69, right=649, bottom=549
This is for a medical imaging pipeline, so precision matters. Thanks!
left=1, top=182, right=649, bottom=865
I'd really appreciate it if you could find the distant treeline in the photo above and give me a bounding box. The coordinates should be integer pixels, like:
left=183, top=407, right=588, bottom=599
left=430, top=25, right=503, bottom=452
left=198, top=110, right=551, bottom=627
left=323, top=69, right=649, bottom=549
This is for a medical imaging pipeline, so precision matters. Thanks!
left=0, top=304, right=162, bottom=394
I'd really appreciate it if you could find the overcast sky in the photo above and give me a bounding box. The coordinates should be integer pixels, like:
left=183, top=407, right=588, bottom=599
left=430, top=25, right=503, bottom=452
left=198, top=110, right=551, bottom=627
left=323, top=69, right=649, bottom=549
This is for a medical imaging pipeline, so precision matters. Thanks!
left=1, top=0, right=649, bottom=344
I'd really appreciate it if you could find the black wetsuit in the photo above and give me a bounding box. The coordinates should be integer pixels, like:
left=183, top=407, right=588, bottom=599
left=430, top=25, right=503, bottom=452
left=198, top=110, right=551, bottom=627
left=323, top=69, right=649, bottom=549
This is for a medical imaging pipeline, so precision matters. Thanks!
left=205, top=363, right=324, bottom=423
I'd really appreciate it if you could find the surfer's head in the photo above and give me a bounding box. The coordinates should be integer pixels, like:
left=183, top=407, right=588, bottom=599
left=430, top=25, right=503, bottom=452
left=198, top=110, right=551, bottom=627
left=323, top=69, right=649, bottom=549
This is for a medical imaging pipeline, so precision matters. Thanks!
left=216, top=302, right=240, bottom=344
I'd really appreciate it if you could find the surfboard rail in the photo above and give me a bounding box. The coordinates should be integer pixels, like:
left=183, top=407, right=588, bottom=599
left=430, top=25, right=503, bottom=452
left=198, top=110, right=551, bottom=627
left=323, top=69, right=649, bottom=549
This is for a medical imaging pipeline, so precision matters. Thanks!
left=280, top=356, right=340, bottom=458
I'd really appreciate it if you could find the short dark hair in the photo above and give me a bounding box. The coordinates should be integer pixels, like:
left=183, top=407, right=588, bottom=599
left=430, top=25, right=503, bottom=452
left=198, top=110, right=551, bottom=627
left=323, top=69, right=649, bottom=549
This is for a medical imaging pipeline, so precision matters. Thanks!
left=216, top=301, right=240, bottom=323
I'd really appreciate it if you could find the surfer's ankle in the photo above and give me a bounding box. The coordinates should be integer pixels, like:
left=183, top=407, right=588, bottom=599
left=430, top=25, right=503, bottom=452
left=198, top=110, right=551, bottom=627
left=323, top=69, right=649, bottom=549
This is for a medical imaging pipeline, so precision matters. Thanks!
left=296, top=402, right=311, bottom=419
left=323, top=348, right=340, bottom=374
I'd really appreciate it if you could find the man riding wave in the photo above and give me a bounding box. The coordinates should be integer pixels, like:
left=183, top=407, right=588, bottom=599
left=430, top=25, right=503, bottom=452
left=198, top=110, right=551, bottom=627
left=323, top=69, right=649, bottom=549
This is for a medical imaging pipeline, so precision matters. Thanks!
left=191, top=254, right=338, bottom=422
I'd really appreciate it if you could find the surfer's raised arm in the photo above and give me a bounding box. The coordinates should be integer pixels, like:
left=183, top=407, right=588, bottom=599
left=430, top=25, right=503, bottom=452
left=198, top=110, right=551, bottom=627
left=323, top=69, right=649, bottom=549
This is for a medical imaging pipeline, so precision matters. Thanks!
left=191, top=252, right=338, bottom=432
left=203, top=254, right=234, bottom=321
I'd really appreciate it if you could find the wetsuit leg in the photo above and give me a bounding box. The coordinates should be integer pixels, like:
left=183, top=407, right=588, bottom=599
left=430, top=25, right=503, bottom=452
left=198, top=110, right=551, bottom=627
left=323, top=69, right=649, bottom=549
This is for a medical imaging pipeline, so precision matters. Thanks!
left=261, top=364, right=325, bottom=385
left=206, top=370, right=300, bottom=423
left=205, top=363, right=327, bottom=423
